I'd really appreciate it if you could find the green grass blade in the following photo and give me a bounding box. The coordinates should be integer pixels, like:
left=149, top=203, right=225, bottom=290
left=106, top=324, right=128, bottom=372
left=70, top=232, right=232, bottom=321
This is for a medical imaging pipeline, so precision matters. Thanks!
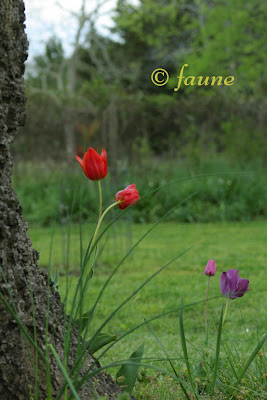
left=45, top=222, right=56, bottom=400
left=179, top=293, right=199, bottom=399
left=79, top=189, right=84, bottom=271
left=53, top=269, right=59, bottom=291
left=29, top=281, right=40, bottom=399
left=0, top=268, right=42, bottom=397
left=0, top=291, right=46, bottom=361
left=49, top=344, right=81, bottom=400
left=211, top=305, right=224, bottom=395
left=144, top=318, right=191, bottom=400
left=221, top=341, right=238, bottom=379
left=226, top=333, right=267, bottom=399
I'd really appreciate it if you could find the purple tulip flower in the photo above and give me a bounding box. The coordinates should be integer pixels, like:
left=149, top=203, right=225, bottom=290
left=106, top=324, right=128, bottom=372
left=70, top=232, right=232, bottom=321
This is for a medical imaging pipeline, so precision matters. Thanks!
left=204, top=259, right=216, bottom=276
left=220, top=269, right=249, bottom=299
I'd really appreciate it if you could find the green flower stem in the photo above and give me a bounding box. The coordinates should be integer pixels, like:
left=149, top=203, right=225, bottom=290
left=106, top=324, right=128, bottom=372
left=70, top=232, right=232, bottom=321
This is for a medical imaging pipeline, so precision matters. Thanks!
left=97, top=180, right=102, bottom=220
left=205, top=275, right=210, bottom=336
left=91, top=201, right=121, bottom=252
left=223, top=296, right=230, bottom=325
left=82, top=201, right=121, bottom=287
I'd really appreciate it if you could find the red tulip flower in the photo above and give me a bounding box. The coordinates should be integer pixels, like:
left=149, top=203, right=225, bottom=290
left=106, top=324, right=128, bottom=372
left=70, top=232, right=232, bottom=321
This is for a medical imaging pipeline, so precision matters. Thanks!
left=76, top=148, right=108, bottom=181
left=204, top=259, right=216, bottom=276
left=115, top=184, right=140, bottom=209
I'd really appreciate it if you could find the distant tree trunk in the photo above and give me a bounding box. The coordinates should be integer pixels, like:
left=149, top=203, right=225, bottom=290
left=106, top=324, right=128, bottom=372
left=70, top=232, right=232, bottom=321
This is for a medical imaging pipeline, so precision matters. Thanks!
left=0, top=1, right=121, bottom=398
left=64, top=111, right=76, bottom=157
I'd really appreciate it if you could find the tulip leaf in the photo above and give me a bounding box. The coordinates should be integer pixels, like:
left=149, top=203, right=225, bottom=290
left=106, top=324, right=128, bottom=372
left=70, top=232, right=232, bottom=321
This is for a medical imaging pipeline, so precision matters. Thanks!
left=76, top=306, right=95, bottom=333
left=116, top=343, right=144, bottom=394
left=87, top=332, right=117, bottom=354
left=87, top=267, right=94, bottom=281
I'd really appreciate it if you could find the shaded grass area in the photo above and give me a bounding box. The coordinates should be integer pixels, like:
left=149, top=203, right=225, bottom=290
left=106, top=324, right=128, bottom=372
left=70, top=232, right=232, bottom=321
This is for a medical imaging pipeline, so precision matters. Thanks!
left=28, top=221, right=267, bottom=398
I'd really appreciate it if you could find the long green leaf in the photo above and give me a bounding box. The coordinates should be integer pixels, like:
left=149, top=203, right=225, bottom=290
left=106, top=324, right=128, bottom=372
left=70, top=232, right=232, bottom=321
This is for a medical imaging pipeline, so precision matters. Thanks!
left=144, top=318, right=191, bottom=400
left=72, top=245, right=194, bottom=390
left=76, top=306, right=95, bottom=333
left=82, top=191, right=199, bottom=328
left=85, top=172, right=251, bottom=273
left=116, top=343, right=144, bottom=394
left=211, top=305, right=224, bottom=395
left=97, top=295, right=221, bottom=363
left=73, top=295, right=222, bottom=394
left=88, top=332, right=117, bottom=354
left=85, top=171, right=251, bottom=270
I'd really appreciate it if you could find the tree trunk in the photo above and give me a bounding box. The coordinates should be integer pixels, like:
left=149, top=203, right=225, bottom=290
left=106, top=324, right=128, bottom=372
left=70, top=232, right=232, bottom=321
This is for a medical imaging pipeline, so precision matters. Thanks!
left=0, top=1, right=122, bottom=399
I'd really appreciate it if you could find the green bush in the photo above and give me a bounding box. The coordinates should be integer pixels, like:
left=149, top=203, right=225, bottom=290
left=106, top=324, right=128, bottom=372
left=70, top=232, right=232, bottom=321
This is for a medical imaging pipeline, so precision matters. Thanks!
left=12, top=159, right=267, bottom=226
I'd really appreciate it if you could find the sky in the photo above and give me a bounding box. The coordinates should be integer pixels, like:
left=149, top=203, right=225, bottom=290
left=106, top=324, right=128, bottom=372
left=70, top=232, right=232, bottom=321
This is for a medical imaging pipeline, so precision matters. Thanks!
left=24, top=0, right=118, bottom=61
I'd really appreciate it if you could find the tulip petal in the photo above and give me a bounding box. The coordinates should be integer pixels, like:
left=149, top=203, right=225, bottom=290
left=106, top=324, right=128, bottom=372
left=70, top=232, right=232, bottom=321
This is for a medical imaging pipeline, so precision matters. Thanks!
left=115, top=184, right=140, bottom=209
left=128, top=184, right=137, bottom=191
left=221, top=269, right=249, bottom=300
left=204, top=259, right=216, bottom=276
left=234, top=278, right=249, bottom=298
left=84, top=148, right=100, bottom=179
left=101, top=148, right=107, bottom=163
left=226, top=269, right=239, bottom=293
left=76, top=147, right=108, bottom=180
left=76, top=155, right=84, bottom=169
left=101, top=149, right=108, bottom=177
left=81, top=148, right=105, bottom=180
left=220, top=272, right=230, bottom=297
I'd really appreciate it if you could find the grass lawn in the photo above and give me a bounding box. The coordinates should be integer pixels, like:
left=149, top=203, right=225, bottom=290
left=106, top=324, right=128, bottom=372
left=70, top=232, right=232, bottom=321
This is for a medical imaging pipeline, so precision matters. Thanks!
left=28, top=220, right=267, bottom=399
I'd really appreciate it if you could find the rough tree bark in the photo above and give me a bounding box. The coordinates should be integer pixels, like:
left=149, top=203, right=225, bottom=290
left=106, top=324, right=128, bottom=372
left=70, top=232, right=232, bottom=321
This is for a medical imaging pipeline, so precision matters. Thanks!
left=0, top=1, right=122, bottom=399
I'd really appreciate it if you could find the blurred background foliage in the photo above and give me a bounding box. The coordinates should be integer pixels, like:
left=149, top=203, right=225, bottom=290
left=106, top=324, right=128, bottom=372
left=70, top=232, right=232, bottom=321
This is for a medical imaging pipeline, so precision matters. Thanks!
left=12, top=0, right=267, bottom=225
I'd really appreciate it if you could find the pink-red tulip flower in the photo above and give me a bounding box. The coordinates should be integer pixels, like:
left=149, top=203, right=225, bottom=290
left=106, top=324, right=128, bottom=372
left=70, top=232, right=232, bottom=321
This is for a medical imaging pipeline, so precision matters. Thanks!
left=115, top=184, right=140, bottom=210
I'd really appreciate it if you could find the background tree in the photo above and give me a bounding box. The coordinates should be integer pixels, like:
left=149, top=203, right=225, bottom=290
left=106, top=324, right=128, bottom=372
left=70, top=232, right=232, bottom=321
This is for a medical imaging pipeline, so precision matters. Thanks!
left=14, top=0, right=267, bottom=165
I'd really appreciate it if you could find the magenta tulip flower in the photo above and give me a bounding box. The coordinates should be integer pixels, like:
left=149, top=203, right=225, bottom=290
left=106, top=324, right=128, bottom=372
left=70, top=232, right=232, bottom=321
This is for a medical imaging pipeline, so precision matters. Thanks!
left=204, top=259, right=216, bottom=336
left=220, top=269, right=249, bottom=299
left=204, top=259, right=216, bottom=276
